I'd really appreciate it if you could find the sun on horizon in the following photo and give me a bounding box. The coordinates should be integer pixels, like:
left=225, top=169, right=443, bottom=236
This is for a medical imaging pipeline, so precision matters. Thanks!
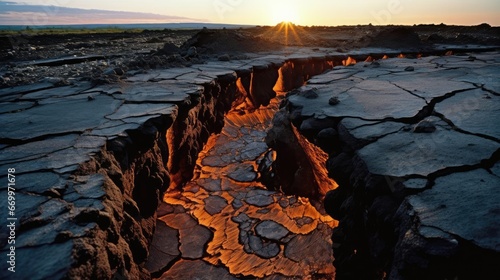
left=270, top=4, right=301, bottom=26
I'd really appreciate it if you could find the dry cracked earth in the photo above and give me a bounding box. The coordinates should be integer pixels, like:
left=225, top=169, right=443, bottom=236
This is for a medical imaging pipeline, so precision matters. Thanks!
left=0, top=25, right=499, bottom=280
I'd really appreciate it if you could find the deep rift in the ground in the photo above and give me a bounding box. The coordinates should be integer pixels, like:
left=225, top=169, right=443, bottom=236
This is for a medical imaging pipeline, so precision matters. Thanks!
left=1, top=23, right=499, bottom=279
left=146, top=96, right=337, bottom=279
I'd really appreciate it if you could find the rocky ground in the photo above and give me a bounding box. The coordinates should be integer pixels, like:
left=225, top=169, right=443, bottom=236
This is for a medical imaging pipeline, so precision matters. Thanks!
left=1, top=24, right=498, bottom=88
left=288, top=52, right=500, bottom=279
left=0, top=23, right=499, bottom=280
left=0, top=46, right=336, bottom=279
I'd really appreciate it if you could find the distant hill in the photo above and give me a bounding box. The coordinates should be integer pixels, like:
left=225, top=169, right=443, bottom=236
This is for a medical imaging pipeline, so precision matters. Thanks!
left=0, top=23, right=256, bottom=31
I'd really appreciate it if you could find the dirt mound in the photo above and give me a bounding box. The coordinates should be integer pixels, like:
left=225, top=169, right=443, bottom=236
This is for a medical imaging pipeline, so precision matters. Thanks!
left=368, top=27, right=424, bottom=49
left=181, top=29, right=280, bottom=54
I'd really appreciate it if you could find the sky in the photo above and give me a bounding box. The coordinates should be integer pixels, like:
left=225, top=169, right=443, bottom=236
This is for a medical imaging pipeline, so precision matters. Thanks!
left=0, top=0, right=499, bottom=26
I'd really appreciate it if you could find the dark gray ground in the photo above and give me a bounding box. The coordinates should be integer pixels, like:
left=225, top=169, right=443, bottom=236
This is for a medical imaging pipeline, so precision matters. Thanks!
left=1, top=24, right=499, bottom=88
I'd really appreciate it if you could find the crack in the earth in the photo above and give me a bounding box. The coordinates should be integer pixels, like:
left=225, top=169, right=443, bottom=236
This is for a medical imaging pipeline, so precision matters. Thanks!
left=0, top=131, right=84, bottom=146
left=390, top=82, right=430, bottom=103
left=415, top=224, right=460, bottom=242
left=0, top=84, right=56, bottom=98
left=428, top=162, right=498, bottom=184
left=481, top=86, right=500, bottom=96
left=0, top=101, right=38, bottom=115
left=150, top=255, right=182, bottom=279
left=0, top=146, right=73, bottom=165
left=433, top=111, right=500, bottom=143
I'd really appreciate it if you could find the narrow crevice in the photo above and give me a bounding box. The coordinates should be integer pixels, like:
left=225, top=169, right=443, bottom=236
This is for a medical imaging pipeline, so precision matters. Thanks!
left=0, top=149, right=67, bottom=165
left=433, top=111, right=500, bottom=143
left=482, top=148, right=500, bottom=169
left=0, top=84, right=56, bottom=97
left=390, top=82, right=429, bottom=103
left=428, top=164, right=491, bottom=183
left=0, top=102, right=39, bottom=114
left=428, top=87, right=477, bottom=107
left=481, top=86, right=500, bottom=96
left=0, top=131, right=81, bottom=146
left=149, top=255, right=182, bottom=279
left=19, top=85, right=95, bottom=101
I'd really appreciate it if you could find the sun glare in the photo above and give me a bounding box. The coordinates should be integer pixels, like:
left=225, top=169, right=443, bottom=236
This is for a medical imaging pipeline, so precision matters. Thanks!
left=271, top=5, right=300, bottom=25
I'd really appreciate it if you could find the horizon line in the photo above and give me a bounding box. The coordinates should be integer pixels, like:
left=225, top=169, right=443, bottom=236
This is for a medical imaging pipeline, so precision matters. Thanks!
left=0, top=22, right=498, bottom=28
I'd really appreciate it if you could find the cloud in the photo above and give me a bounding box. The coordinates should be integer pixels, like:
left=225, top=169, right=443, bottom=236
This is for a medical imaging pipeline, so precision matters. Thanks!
left=0, top=1, right=205, bottom=25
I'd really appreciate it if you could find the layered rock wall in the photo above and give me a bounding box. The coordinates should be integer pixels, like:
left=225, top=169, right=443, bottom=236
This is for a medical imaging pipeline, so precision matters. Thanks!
left=69, top=118, right=174, bottom=279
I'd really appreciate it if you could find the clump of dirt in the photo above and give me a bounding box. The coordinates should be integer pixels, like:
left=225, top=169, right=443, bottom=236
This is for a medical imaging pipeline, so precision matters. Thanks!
left=180, top=28, right=281, bottom=54
left=157, top=42, right=180, bottom=55
left=367, top=27, right=424, bottom=49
